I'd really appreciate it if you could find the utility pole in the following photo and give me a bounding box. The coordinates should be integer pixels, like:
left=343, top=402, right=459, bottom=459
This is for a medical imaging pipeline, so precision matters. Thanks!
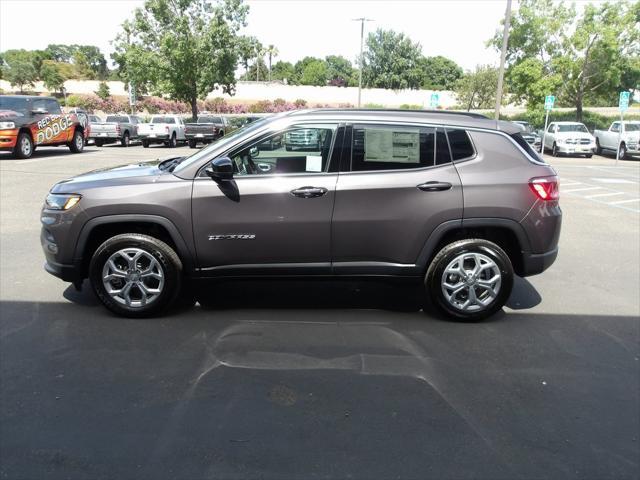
left=353, top=17, right=373, bottom=108
left=494, top=0, right=512, bottom=120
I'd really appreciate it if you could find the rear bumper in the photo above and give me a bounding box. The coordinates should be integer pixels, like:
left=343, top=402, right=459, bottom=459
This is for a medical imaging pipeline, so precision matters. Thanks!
left=520, top=247, right=558, bottom=276
left=140, top=133, right=170, bottom=141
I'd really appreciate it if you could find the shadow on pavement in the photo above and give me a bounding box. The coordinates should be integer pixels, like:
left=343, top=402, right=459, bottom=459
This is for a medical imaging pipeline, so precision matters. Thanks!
left=0, top=288, right=637, bottom=480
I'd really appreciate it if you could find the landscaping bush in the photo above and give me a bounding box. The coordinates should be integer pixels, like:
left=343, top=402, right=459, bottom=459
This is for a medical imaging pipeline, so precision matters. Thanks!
left=399, top=104, right=422, bottom=110
left=503, top=109, right=640, bottom=131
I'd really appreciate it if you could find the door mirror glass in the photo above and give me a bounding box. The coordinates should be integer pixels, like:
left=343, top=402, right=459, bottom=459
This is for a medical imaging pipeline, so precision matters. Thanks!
left=205, top=156, right=233, bottom=181
left=249, top=146, right=259, bottom=158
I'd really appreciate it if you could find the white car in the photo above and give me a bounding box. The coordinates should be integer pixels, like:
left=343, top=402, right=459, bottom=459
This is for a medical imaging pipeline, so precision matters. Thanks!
left=542, top=122, right=595, bottom=158
left=593, top=121, right=640, bottom=159
left=138, top=115, right=186, bottom=148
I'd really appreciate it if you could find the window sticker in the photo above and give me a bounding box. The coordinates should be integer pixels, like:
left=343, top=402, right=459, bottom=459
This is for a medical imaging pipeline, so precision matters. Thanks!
left=365, top=128, right=420, bottom=163
left=306, top=155, right=323, bottom=172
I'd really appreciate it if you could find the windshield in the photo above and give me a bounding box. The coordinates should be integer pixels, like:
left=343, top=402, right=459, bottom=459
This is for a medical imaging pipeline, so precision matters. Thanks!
left=558, top=124, right=588, bottom=133
left=151, top=116, right=175, bottom=124
left=624, top=123, right=640, bottom=131
left=173, top=116, right=272, bottom=173
left=0, top=97, right=29, bottom=116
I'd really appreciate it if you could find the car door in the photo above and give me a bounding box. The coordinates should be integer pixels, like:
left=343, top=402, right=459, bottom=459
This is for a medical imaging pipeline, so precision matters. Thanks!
left=331, top=123, right=463, bottom=274
left=191, top=123, right=342, bottom=274
left=176, top=117, right=186, bottom=140
left=545, top=123, right=556, bottom=149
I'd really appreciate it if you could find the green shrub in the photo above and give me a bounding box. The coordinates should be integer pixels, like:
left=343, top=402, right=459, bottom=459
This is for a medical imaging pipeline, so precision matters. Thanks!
left=502, top=109, right=640, bottom=131
left=363, top=103, right=385, bottom=109
left=399, top=104, right=422, bottom=110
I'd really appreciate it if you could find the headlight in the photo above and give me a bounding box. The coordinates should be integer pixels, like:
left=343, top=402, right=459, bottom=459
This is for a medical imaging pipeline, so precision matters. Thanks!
left=0, top=121, right=16, bottom=129
left=45, top=194, right=82, bottom=210
left=556, top=139, right=564, bottom=144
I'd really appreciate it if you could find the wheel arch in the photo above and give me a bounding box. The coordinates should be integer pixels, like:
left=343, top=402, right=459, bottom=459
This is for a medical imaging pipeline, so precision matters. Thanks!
left=417, top=218, right=531, bottom=276
left=75, top=215, right=194, bottom=278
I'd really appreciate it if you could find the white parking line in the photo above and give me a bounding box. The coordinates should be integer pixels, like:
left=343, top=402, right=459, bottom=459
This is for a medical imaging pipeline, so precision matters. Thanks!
left=561, top=182, right=582, bottom=187
left=563, top=187, right=603, bottom=193
left=586, top=192, right=626, bottom=199
left=609, top=198, right=640, bottom=205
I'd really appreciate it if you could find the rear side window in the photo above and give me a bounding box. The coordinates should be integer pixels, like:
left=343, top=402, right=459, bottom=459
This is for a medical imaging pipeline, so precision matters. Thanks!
left=511, top=133, right=542, bottom=162
left=351, top=125, right=438, bottom=171
left=445, top=129, right=475, bottom=160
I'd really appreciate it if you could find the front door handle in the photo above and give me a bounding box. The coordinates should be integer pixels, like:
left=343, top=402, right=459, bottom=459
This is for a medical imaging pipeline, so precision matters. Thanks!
left=417, top=181, right=452, bottom=192
left=290, top=186, right=328, bottom=198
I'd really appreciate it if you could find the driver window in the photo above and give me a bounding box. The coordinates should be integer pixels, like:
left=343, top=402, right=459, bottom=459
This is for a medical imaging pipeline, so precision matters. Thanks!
left=548, top=124, right=555, bottom=133
left=231, top=124, right=337, bottom=176
left=611, top=123, right=620, bottom=132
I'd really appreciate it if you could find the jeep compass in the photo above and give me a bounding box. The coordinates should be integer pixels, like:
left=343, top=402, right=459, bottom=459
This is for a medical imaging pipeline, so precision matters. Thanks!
left=41, top=109, right=561, bottom=320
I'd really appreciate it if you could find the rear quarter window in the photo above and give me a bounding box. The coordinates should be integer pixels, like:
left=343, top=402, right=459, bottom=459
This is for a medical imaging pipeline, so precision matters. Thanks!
left=445, top=129, right=475, bottom=160
left=511, top=133, right=542, bottom=162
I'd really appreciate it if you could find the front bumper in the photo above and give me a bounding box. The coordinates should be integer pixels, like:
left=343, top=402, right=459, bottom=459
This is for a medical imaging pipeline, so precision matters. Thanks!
left=0, top=130, right=18, bottom=150
left=556, top=144, right=594, bottom=154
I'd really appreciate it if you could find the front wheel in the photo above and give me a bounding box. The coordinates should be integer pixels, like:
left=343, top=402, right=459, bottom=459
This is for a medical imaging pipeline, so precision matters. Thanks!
left=595, top=138, right=602, bottom=155
left=552, top=142, right=559, bottom=157
left=142, top=140, right=150, bottom=148
left=95, top=139, right=104, bottom=147
left=188, top=139, right=197, bottom=148
left=424, top=239, right=514, bottom=322
left=89, top=233, right=183, bottom=318
left=121, top=132, right=130, bottom=147
left=13, top=131, right=34, bottom=159
left=619, top=143, right=628, bottom=160
left=68, top=129, right=84, bottom=153
left=166, top=133, right=177, bottom=148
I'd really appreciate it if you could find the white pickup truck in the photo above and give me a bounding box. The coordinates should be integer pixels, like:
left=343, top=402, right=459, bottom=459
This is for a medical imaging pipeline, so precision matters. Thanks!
left=138, top=115, right=186, bottom=148
left=542, top=121, right=596, bottom=158
left=593, top=121, right=640, bottom=159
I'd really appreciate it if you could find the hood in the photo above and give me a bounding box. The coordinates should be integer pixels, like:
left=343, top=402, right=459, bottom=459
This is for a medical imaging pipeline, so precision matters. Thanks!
left=51, top=160, right=166, bottom=193
left=555, top=131, right=594, bottom=139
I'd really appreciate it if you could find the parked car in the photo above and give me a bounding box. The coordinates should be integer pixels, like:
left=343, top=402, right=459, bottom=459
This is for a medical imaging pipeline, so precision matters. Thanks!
left=593, top=121, right=640, bottom=159
left=138, top=115, right=186, bottom=148
left=185, top=115, right=229, bottom=148
left=542, top=121, right=595, bottom=157
left=41, top=109, right=561, bottom=321
left=284, top=128, right=322, bottom=151
left=0, top=95, right=88, bottom=158
left=90, top=114, right=142, bottom=147
left=512, top=121, right=542, bottom=152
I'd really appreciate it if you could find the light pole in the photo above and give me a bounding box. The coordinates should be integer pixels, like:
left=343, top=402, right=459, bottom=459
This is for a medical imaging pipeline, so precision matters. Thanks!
left=494, top=0, right=512, bottom=120
left=353, top=17, right=373, bottom=108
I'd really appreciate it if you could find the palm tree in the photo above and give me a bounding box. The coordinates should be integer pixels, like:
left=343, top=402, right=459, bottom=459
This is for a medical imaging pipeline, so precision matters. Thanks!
left=266, top=45, right=279, bottom=82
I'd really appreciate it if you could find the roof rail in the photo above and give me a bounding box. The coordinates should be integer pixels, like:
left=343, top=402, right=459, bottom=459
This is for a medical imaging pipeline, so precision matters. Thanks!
left=296, top=108, right=489, bottom=120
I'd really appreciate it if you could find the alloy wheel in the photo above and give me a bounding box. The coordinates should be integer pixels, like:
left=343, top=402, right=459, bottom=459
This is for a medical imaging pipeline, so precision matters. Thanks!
left=441, top=252, right=502, bottom=312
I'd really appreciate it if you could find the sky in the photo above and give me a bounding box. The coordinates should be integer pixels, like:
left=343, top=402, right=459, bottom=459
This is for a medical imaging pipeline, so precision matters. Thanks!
left=0, top=0, right=603, bottom=71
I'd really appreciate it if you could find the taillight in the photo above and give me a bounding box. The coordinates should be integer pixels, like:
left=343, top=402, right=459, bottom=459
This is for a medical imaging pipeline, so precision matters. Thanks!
left=116, top=124, right=121, bottom=134
left=165, top=126, right=169, bottom=133
left=529, top=177, right=559, bottom=201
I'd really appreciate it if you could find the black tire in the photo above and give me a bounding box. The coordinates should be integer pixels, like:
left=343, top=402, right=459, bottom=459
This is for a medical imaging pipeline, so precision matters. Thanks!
left=68, top=129, right=84, bottom=153
left=12, top=131, right=34, bottom=159
left=188, top=139, right=197, bottom=148
left=619, top=143, right=628, bottom=160
left=167, top=133, right=177, bottom=148
left=89, top=233, right=183, bottom=318
left=285, top=145, right=292, bottom=151
left=121, top=131, right=130, bottom=147
left=552, top=142, right=559, bottom=157
left=595, top=138, right=602, bottom=155
left=95, top=139, right=104, bottom=147
left=424, top=239, right=514, bottom=322
left=585, top=154, right=593, bottom=158
left=142, top=140, right=150, bottom=148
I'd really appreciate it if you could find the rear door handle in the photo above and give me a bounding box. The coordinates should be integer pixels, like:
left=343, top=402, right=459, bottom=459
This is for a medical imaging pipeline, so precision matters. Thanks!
left=417, top=181, right=452, bottom=192
left=290, top=186, right=328, bottom=198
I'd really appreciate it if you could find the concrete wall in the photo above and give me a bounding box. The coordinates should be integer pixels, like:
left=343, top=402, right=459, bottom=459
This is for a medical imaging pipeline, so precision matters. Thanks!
left=0, top=79, right=456, bottom=108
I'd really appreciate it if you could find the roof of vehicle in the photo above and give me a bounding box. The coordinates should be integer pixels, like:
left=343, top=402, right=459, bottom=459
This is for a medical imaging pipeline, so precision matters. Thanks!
left=550, top=121, right=586, bottom=125
left=0, top=95, right=58, bottom=101
left=281, top=108, right=522, bottom=134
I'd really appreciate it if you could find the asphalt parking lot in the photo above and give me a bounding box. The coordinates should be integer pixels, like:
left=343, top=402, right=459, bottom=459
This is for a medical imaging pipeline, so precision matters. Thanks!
left=1, top=144, right=638, bottom=479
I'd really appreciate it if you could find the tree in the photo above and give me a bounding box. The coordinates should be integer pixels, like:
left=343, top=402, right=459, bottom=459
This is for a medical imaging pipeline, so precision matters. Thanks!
left=240, top=58, right=267, bottom=81
left=455, top=66, right=500, bottom=111
left=491, top=0, right=640, bottom=120
left=299, top=59, right=328, bottom=86
left=113, top=0, right=247, bottom=119
left=1, top=50, right=38, bottom=93
left=270, top=60, right=295, bottom=83
left=265, top=44, right=278, bottom=81
left=362, top=29, right=424, bottom=90
left=325, top=55, right=354, bottom=87
left=95, top=81, right=111, bottom=100
left=237, top=36, right=261, bottom=76
left=418, top=56, right=463, bottom=90
left=40, top=60, right=73, bottom=94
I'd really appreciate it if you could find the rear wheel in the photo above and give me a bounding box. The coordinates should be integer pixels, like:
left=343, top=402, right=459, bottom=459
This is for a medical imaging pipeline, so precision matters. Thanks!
left=619, top=143, right=628, bottom=160
left=166, top=133, right=177, bottom=148
left=89, top=233, right=183, bottom=318
left=424, top=239, right=514, bottom=322
left=120, top=131, right=130, bottom=147
left=595, top=138, right=602, bottom=155
left=585, top=154, right=593, bottom=158
left=552, top=142, right=559, bottom=157
left=68, top=129, right=84, bottom=153
left=142, top=140, right=150, bottom=148
left=95, top=139, right=104, bottom=147
left=13, top=131, right=33, bottom=159
left=188, top=139, right=197, bottom=148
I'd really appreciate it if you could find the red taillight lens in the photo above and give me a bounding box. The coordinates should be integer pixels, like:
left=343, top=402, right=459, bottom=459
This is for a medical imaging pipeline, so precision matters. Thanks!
left=165, top=126, right=169, bottom=133
left=529, top=177, right=559, bottom=201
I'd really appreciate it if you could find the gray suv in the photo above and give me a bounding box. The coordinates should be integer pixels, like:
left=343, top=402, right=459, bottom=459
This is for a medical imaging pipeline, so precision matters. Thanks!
left=41, top=109, right=561, bottom=320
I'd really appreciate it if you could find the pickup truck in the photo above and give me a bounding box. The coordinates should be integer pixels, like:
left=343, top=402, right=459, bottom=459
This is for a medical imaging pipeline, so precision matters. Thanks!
left=138, top=115, right=186, bottom=148
left=90, top=114, right=142, bottom=147
left=542, top=121, right=595, bottom=157
left=594, top=121, right=640, bottom=159
left=0, top=95, right=88, bottom=158
left=184, top=115, right=229, bottom=148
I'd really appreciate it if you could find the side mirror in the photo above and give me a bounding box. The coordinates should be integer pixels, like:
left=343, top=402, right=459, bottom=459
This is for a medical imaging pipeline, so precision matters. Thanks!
left=250, top=146, right=259, bottom=158
left=205, top=156, right=233, bottom=182
left=32, top=108, right=48, bottom=115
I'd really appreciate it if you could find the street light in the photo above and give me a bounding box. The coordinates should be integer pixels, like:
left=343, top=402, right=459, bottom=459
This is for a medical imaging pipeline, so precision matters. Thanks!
left=353, top=17, right=373, bottom=108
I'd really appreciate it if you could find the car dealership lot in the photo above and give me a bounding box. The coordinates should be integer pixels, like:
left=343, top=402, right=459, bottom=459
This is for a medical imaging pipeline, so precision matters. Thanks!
left=1, top=146, right=638, bottom=479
